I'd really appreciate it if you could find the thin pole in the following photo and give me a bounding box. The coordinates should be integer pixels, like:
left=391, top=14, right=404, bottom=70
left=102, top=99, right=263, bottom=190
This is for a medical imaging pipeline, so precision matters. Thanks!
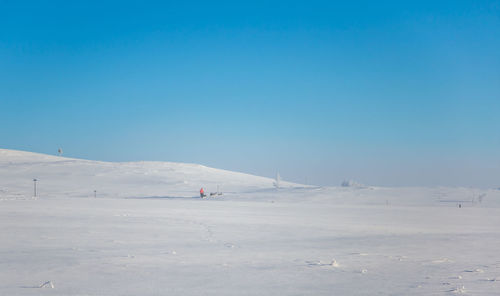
left=33, top=179, right=37, bottom=197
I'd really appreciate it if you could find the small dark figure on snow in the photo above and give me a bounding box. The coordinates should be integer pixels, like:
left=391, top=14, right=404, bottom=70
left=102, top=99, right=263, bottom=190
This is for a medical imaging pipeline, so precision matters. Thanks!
left=200, top=188, right=206, bottom=198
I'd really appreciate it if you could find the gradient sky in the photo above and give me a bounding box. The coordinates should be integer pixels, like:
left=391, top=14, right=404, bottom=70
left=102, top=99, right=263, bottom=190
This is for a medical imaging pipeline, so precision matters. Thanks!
left=1, top=0, right=499, bottom=187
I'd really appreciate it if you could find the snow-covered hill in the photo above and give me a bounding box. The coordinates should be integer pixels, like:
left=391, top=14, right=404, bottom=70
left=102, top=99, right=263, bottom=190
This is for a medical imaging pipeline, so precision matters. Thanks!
left=0, top=148, right=297, bottom=199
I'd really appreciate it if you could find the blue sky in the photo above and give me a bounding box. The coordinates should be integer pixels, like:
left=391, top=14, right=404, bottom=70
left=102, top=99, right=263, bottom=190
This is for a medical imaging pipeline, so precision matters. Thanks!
left=1, top=0, right=499, bottom=187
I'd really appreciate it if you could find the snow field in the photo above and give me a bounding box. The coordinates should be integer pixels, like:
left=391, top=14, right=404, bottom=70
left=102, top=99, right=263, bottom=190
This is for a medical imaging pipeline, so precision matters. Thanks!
left=1, top=149, right=500, bottom=295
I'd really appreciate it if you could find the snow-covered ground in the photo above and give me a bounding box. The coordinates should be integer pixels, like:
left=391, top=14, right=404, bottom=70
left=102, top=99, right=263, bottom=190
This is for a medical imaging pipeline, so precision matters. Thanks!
left=1, top=148, right=500, bottom=295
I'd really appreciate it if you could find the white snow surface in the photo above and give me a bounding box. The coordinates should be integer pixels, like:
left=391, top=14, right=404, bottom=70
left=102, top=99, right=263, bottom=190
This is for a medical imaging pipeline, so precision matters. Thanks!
left=1, top=148, right=500, bottom=295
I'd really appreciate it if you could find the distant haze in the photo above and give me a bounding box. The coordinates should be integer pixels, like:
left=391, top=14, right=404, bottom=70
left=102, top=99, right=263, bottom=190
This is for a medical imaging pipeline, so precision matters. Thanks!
left=1, top=1, right=499, bottom=188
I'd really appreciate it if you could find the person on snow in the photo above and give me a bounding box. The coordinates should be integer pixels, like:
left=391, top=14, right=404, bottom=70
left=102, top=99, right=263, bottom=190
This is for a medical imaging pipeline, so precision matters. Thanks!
left=200, top=188, right=206, bottom=198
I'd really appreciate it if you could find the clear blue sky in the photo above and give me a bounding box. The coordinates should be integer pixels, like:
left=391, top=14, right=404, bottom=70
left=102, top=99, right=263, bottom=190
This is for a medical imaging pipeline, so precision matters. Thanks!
left=1, top=0, right=499, bottom=187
